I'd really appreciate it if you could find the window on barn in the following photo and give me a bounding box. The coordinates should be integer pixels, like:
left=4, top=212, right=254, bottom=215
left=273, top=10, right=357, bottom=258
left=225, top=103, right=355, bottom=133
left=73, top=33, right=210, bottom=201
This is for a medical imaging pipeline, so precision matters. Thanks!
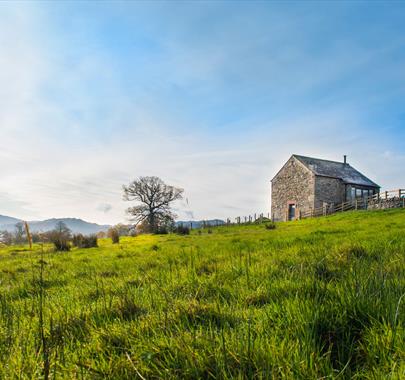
left=349, top=186, right=376, bottom=200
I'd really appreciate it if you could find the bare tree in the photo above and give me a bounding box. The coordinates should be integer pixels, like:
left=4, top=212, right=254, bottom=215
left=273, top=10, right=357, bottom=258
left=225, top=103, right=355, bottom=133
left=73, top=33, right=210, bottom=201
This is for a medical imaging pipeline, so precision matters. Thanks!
left=55, top=221, right=71, bottom=238
left=123, top=176, right=184, bottom=233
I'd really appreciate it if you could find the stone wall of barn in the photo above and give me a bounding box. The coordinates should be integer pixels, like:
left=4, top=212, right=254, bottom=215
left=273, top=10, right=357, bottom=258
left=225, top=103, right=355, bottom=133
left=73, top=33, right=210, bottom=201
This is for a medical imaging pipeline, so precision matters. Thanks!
left=271, top=157, right=315, bottom=221
left=313, top=176, right=345, bottom=209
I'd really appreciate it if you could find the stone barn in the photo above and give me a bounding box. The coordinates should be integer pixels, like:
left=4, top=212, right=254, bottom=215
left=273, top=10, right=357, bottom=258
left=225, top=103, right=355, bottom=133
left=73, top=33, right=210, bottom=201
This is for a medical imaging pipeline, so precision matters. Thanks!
left=271, top=155, right=380, bottom=221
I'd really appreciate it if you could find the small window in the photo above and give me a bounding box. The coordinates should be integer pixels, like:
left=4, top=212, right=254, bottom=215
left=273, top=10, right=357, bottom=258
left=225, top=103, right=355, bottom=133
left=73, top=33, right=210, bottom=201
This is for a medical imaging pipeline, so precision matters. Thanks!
left=356, top=188, right=362, bottom=198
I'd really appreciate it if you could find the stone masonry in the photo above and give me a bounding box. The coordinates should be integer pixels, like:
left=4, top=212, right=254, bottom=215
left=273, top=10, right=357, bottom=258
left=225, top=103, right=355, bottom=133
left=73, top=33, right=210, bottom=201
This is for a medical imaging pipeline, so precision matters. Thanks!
left=314, top=176, right=345, bottom=209
left=271, top=156, right=315, bottom=221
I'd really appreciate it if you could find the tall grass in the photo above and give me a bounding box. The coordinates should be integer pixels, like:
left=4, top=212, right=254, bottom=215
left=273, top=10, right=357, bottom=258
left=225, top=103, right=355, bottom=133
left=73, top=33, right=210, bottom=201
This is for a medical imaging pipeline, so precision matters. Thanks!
left=0, top=209, right=404, bottom=378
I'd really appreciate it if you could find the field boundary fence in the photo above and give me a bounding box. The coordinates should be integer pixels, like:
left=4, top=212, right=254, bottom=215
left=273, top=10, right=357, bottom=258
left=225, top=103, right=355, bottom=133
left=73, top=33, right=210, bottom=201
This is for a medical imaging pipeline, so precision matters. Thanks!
left=179, top=213, right=272, bottom=230
left=299, top=188, right=405, bottom=220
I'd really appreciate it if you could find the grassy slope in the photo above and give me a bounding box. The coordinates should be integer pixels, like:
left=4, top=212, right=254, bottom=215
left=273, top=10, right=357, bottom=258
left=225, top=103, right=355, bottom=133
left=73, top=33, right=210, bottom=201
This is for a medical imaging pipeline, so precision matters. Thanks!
left=0, top=209, right=404, bottom=379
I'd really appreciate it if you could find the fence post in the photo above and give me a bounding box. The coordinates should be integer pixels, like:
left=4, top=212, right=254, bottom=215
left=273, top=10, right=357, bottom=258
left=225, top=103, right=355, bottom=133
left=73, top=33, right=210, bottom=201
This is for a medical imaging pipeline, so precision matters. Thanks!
left=355, top=199, right=358, bottom=210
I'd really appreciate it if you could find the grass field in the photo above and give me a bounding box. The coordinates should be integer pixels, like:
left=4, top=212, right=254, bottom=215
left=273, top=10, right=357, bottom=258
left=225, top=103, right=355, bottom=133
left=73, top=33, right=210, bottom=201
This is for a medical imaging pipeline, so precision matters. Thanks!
left=0, top=209, right=404, bottom=379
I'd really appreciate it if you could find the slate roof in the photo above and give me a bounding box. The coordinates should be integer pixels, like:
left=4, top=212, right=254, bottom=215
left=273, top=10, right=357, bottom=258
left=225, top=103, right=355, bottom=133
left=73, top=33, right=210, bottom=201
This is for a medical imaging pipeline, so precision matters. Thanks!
left=293, top=155, right=380, bottom=188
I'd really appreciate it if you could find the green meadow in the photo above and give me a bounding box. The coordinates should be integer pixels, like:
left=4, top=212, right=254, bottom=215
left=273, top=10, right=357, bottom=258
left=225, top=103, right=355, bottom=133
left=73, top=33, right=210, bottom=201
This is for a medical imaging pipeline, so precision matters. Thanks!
left=0, top=209, right=404, bottom=379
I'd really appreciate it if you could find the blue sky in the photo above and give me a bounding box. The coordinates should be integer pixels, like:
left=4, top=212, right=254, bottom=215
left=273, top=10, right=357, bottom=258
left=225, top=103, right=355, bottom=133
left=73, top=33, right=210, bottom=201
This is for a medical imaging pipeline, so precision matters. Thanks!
left=1, top=1, right=405, bottom=224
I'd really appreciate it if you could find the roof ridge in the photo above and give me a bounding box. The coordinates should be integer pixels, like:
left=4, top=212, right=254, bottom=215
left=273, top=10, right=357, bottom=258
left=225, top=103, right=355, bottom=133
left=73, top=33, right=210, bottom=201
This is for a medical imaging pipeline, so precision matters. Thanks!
left=293, top=154, right=348, bottom=166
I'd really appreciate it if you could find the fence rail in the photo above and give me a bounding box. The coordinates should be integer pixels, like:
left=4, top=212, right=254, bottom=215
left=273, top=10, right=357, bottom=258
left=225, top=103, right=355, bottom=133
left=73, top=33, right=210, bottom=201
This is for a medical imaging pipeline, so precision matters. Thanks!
left=369, top=189, right=405, bottom=201
left=300, top=188, right=405, bottom=220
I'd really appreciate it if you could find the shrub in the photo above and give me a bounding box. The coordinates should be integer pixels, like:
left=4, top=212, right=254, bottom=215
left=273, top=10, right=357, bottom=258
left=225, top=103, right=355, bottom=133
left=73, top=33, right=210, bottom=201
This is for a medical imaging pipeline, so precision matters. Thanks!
left=49, top=221, right=72, bottom=252
left=31, top=233, right=43, bottom=243
left=0, top=231, right=13, bottom=245
left=155, top=226, right=169, bottom=235
left=108, top=228, right=120, bottom=244
left=255, top=217, right=271, bottom=224
left=174, top=225, right=190, bottom=235
left=72, top=234, right=82, bottom=247
left=72, top=234, right=98, bottom=248
left=84, top=235, right=98, bottom=248
left=53, top=239, right=70, bottom=252
left=265, top=222, right=276, bottom=230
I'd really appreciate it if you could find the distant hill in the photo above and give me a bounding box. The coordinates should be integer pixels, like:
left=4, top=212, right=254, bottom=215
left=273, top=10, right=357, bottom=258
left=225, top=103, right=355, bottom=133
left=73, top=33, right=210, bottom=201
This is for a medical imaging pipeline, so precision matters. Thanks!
left=0, top=215, right=21, bottom=226
left=0, top=215, right=110, bottom=235
left=175, top=219, right=225, bottom=229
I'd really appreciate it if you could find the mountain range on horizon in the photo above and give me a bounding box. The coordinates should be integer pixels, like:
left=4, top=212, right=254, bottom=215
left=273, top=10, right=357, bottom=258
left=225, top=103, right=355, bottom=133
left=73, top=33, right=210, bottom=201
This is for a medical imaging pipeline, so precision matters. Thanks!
left=0, top=215, right=111, bottom=235
left=0, top=215, right=226, bottom=235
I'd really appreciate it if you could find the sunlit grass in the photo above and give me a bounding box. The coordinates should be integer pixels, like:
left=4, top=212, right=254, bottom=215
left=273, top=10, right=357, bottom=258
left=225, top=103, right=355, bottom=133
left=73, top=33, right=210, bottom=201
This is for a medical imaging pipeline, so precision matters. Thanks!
left=0, top=209, right=404, bottom=378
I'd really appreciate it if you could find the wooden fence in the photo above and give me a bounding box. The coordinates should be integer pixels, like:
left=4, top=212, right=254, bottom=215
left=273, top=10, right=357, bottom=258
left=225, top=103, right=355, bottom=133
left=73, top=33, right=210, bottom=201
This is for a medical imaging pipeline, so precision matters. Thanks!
left=300, top=189, right=405, bottom=220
